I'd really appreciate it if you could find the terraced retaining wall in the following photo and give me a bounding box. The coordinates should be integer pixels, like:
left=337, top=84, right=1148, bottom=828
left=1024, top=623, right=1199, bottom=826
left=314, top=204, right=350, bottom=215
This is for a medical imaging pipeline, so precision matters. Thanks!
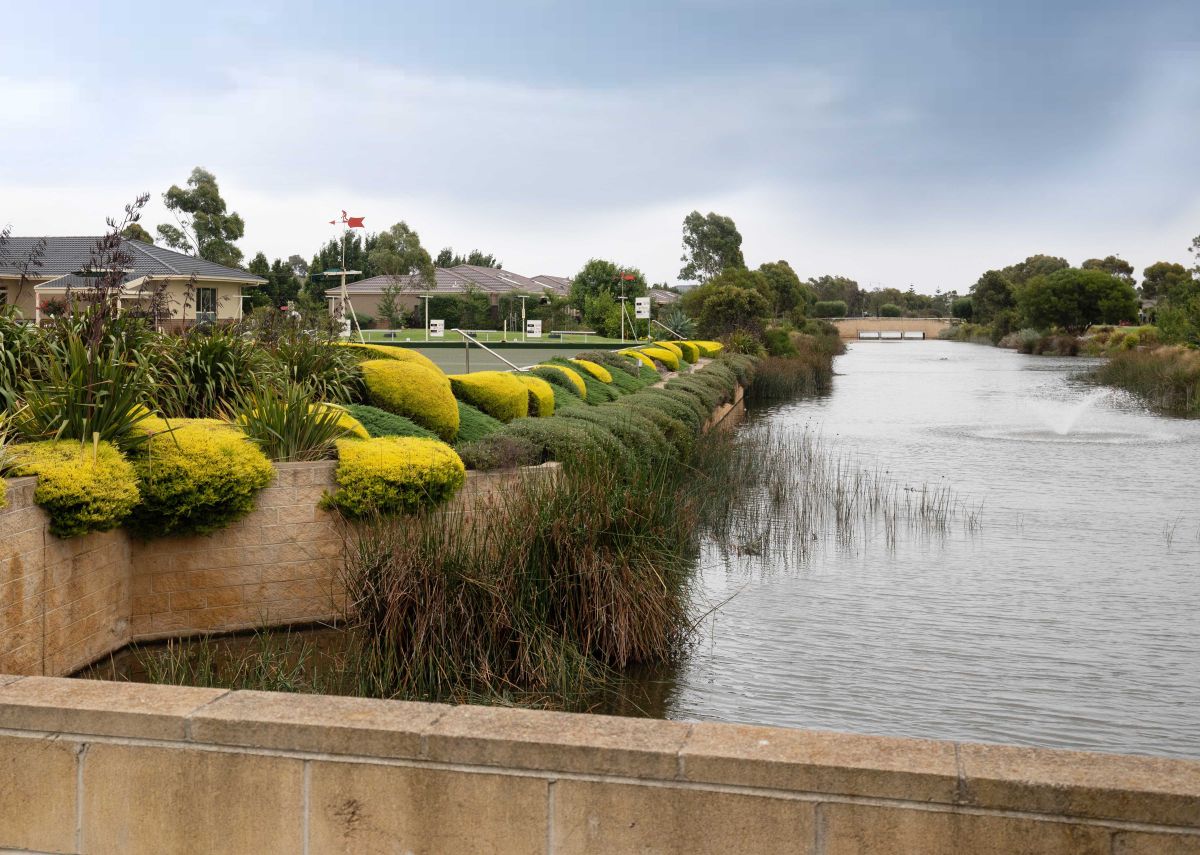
left=0, top=676, right=1195, bottom=854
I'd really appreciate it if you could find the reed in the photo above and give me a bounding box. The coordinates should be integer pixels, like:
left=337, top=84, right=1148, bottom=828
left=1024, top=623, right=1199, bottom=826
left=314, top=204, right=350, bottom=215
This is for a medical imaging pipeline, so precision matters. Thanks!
left=1091, top=346, right=1200, bottom=416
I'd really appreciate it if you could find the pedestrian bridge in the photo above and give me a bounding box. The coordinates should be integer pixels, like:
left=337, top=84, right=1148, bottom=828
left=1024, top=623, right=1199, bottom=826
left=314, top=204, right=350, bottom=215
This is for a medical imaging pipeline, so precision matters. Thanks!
left=830, top=317, right=953, bottom=340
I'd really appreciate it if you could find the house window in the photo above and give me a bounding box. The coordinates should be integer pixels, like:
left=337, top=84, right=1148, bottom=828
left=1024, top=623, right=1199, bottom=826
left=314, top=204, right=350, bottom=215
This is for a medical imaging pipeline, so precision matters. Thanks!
left=196, top=287, right=217, bottom=323
left=0, top=286, right=7, bottom=307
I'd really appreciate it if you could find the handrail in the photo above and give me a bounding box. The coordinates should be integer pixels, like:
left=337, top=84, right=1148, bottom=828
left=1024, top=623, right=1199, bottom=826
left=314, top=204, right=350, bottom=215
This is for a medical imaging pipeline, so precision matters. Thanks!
left=650, top=319, right=686, bottom=340
left=452, top=328, right=526, bottom=372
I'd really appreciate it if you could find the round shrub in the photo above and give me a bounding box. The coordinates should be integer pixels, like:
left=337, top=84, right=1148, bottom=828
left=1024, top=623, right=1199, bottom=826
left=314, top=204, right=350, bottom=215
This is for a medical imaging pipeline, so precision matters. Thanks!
left=558, top=407, right=673, bottom=464
left=578, top=350, right=644, bottom=378
left=314, top=403, right=370, bottom=439
left=656, top=341, right=684, bottom=360
left=8, top=440, right=140, bottom=538
left=532, top=364, right=587, bottom=399
left=676, top=341, right=700, bottom=363
left=547, top=359, right=618, bottom=403
left=691, top=340, right=724, bottom=357
left=635, top=387, right=708, bottom=428
left=327, top=437, right=466, bottom=517
left=343, top=404, right=438, bottom=440
left=496, top=417, right=630, bottom=469
left=360, top=359, right=459, bottom=442
left=717, top=353, right=758, bottom=386
left=639, top=346, right=680, bottom=371
left=456, top=434, right=543, bottom=471
left=455, top=401, right=504, bottom=444
left=664, top=374, right=727, bottom=410
left=619, top=349, right=657, bottom=370
left=568, top=358, right=613, bottom=384
left=129, top=418, right=275, bottom=536
left=616, top=399, right=694, bottom=457
left=448, top=372, right=529, bottom=423
left=339, top=342, right=442, bottom=374
left=513, top=374, right=556, bottom=417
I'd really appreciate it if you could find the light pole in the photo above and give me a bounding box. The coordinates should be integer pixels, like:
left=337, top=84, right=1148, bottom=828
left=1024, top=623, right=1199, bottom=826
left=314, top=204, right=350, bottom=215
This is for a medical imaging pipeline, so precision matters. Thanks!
left=420, top=295, right=431, bottom=342
left=618, top=296, right=628, bottom=342
left=519, top=294, right=528, bottom=343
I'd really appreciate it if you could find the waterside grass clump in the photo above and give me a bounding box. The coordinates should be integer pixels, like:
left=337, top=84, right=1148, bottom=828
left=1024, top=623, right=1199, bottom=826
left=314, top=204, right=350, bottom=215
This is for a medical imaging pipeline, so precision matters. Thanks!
left=1090, top=346, right=1200, bottom=416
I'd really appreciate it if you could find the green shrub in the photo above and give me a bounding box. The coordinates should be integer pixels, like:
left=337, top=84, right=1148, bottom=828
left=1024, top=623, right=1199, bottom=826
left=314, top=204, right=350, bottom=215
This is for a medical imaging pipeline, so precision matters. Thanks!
left=638, top=387, right=709, bottom=427
left=152, top=326, right=268, bottom=418
left=130, top=418, right=275, bottom=536
left=8, top=440, right=140, bottom=537
left=495, top=417, right=630, bottom=469
left=360, top=359, right=460, bottom=442
left=326, top=437, right=466, bottom=516
left=547, top=359, right=618, bottom=403
left=558, top=407, right=673, bottom=463
left=614, top=399, right=695, bottom=457
left=578, top=350, right=645, bottom=378
left=721, top=331, right=766, bottom=357
left=455, top=401, right=504, bottom=444
left=663, top=374, right=726, bottom=410
left=676, top=341, right=700, bottom=363
left=717, top=353, right=758, bottom=387
left=456, top=434, right=543, bottom=471
left=813, top=300, right=848, bottom=318
left=532, top=363, right=587, bottom=399
left=343, top=404, right=438, bottom=440
left=448, top=371, right=530, bottom=423
left=513, top=374, right=556, bottom=417
left=762, top=326, right=798, bottom=357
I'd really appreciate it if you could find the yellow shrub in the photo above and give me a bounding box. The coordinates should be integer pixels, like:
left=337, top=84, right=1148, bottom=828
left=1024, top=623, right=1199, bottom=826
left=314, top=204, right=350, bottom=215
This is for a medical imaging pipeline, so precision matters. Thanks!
left=130, top=419, right=275, bottom=536
left=639, top=346, right=680, bottom=371
left=312, top=403, right=370, bottom=439
left=535, top=363, right=587, bottom=399
left=513, top=374, right=556, bottom=417
left=568, top=358, right=613, bottom=384
left=619, top=350, right=656, bottom=370
left=448, top=372, right=530, bottom=423
left=692, top=340, right=724, bottom=357
left=8, top=440, right=140, bottom=538
left=327, top=436, right=466, bottom=516
left=339, top=342, right=442, bottom=374
left=676, top=341, right=700, bottom=363
left=360, top=359, right=460, bottom=442
left=656, top=341, right=684, bottom=360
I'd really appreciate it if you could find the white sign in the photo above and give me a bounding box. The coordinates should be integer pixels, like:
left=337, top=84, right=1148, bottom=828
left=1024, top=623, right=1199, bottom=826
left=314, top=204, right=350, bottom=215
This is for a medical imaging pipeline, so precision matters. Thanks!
left=429, top=319, right=445, bottom=338
left=339, top=316, right=352, bottom=338
left=634, top=297, right=651, bottom=319
left=525, top=319, right=542, bottom=338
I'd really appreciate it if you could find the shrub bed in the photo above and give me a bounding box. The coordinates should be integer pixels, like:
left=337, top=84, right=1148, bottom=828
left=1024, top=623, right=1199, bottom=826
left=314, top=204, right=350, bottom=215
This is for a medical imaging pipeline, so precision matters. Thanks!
left=568, top=358, right=613, bottom=384
left=7, top=440, right=140, bottom=538
left=343, top=404, right=438, bottom=440
left=558, top=407, right=674, bottom=463
left=639, top=346, right=680, bottom=371
left=656, top=341, right=684, bottom=360
left=456, top=434, right=544, bottom=471
left=692, top=340, right=724, bottom=357
left=360, top=360, right=460, bottom=442
left=497, top=417, right=630, bottom=469
left=326, top=437, right=466, bottom=516
left=676, top=341, right=700, bottom=363
left=619, top=350, right=657, bottom=370
left=448, top=372, right=529, bottom=423
left=546, top=359, right=618, bottom=403
left=513, top=374, right=556, bottom=417
left=531, top=364, right=587, bottom=400
left=339, top=343, right=442, bottom=373
left=578, top=350, right=645, bottom=378
left=455, top=401, right=504, bottom=444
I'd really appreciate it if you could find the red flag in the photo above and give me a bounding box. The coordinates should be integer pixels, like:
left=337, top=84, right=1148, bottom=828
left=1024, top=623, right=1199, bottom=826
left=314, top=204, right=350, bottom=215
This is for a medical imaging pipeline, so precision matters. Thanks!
left=621, top=273, right=636, bottom=281
left=347, top=216, right=365, bottom=228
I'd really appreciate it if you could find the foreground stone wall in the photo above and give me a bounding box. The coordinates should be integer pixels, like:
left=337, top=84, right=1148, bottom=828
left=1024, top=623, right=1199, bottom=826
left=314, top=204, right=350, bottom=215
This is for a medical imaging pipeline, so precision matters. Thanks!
left=0, top=462, right=561, bottom=677
left=0, top=676, right=1195, bottom=854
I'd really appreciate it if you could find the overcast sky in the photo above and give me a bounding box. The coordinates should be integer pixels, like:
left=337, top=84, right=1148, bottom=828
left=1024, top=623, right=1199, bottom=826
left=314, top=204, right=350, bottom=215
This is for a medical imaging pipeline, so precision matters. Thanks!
left=3, top=0, right=1198, bottom=292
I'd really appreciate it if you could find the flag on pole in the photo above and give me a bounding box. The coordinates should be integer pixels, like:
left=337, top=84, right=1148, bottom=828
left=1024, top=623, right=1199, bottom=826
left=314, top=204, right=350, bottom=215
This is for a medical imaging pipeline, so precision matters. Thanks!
left=329, top=211, right=365, bottom=228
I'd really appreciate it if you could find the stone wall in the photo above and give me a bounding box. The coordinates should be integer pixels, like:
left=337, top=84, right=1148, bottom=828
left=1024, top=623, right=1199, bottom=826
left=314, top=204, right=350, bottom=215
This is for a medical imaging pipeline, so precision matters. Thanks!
left=0, top=676, right=1195, bottom=854
left=830, top=317, right=953, bottom=340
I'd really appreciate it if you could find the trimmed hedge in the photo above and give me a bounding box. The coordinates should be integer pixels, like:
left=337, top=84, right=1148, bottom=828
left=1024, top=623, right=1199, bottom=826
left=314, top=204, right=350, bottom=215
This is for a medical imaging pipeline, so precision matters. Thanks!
left=497, top=417, right=630, bottom=469
left=326, top=436, right=466, bottom=516
left=449, top=372, right=529, bottom=423
left=656, top=341, right=684, bottom=360
left=513, top=374, right=556, bottom=417
left=677, top=341, right=700, bottom=363
left=615, top=399, right=694, bottom=457
left=360, top=359, right=460, bottom=442
left=578, top=350, right=644, bottom=378
left=531, top=364, right=587, bottom=400
left=619, top=349, right=656, bottom=370
left=639, top=346, right=680, bottom=371
left=456, top=435, right=543, bottom=471
left=8, top=440, right=140, bottom=538
left=691, top=340, right=724, bottom=357
left=343, top=404, right=438, bottom=440
left=557, top=407, right=673, bottom=463
left=129, top=418, right=275, bottom=536
left=568, top=358, right=613, bottom=384
left=340, top=342, right=442, bottom=374
left=314, top=404, right=370, bottom=440
left=455, top=401, right=504, bottom=444
left=547, top=359, right=618, bottom=403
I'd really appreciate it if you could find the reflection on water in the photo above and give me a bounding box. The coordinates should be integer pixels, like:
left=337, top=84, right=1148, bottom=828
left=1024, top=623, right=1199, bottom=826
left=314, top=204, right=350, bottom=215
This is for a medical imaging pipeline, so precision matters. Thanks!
left=613, top=341, right=1200, bottom=759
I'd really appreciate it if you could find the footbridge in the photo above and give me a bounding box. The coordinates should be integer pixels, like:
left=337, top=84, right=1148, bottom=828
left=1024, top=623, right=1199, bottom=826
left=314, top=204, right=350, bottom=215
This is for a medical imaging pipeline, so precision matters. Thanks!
left=830, top=317, right=954, bottom=341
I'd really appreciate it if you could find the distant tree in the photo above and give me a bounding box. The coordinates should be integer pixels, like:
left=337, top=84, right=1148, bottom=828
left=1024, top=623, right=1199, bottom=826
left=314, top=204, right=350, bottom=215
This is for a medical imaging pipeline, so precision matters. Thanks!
left=121, top=223, right=154, bottom=244
left=807, top=275, right=862, bottom=314
left=969, top=270, right=1016, bottom=324
left=757, top=260, right=814, bottom=316
left=287, top=254, right=309, bottom=278
left=1141, top=261, right=1191, bottom=301
left=156, top=167, right=246, bottom=267
left=679, top=211, right=745, bottom=282
left=1082, top=255, right=1135, bottom=286
left=697, top=285, right=770, bottom=337
left=435, top=248, right=501, bottom=268
left=1016, top=268, right=1138, bottom=333
left=376, top=281, right=406, bottom=328
left=812, top=300, right=848, bottom=318
left=368, top=222, right=435, bottom=286
left=569, top=259, right=647, bottom=315
left=680, top=267, right=768, bottom=318
left=999, top=254, right=1069, bottom=287
left=247, top=251, right=300, bottom=308
left=879, top=303, right=903, bottom=317
left=951, top=296, right=974, bottom=320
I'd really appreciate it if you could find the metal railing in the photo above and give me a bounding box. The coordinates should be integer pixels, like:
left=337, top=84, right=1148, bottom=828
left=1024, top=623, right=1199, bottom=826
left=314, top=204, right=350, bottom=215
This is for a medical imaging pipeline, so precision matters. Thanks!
left=650, top=319, right=686, bottom=340
left=452, top=328, right=526, bottom=373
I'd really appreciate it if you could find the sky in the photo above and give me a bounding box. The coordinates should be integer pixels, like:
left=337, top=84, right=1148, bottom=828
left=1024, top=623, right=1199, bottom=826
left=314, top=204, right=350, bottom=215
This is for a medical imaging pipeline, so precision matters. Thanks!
left=2, top=0, right=1199, bottom=293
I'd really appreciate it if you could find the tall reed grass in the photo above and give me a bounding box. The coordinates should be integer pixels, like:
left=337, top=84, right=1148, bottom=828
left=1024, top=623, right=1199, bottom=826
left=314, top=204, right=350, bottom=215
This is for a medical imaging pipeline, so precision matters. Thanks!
left=1091, top=346, right=1200, bottom=416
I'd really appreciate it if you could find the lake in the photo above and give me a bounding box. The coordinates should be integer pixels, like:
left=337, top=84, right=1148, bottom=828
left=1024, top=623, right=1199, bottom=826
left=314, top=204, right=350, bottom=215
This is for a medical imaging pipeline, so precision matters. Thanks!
left=616, top=340, right=1200, bottom=759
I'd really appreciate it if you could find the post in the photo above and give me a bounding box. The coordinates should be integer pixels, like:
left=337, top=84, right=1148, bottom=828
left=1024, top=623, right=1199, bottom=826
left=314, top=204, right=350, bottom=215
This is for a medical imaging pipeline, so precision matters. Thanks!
left=464, top=336, right=471, bottom=374
left=421, top=295, right=430, bottom=342
left=618, top=296, right=627, bottom=342
left=520, top=295, right=528, bottom=343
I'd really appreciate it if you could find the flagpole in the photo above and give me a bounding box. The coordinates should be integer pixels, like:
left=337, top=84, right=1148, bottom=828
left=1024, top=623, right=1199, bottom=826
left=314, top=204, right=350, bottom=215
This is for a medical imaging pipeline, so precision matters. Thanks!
left=336, top=213, right=365, bottom=343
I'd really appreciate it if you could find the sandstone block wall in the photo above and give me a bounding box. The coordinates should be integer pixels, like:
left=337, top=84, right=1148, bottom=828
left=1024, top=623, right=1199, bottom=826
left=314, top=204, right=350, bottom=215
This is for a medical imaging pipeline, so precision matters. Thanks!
left=0, top=676, right=1195, bottom=854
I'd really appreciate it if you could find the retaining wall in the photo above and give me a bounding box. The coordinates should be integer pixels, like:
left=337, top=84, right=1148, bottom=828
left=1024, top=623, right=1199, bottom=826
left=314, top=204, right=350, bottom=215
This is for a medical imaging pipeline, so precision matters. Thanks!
left=0, top=676, right=1195, bottom=854
left=0, top=462, right=560, bottom=677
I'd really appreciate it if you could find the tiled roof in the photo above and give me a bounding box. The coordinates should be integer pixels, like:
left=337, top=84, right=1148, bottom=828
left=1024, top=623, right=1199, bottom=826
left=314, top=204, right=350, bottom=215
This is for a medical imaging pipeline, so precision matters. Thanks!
left=0, top=237, right=265, bottom=284
left=531, top=275, right=572, bottom=295
left=325, top=266, right=569, bottom=297
left=649, top=287, right=681, bottom=304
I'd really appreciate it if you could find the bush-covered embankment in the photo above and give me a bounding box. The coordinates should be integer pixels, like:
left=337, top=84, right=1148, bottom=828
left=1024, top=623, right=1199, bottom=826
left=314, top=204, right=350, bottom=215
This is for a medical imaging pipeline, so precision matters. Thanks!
left=1090, top=346, right=1200, bottom=416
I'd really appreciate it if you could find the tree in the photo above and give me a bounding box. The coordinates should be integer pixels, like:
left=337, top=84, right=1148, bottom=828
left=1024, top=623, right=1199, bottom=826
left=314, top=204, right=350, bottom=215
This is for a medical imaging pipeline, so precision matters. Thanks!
left=698, top=285, right=770, bottom=337
left=569, top=259, right=646, bottom=315
left=1082, top=255, right=1135, bottom=286
left=807, top=275, right=862, bottom=314
left=376, top=281, right=406, bottom=328
left=757, top=260, right=814, bottom=316
left=999, top=254, right=1069, bottom=287
left=951, top=297, right=974, bottom=320
left=435, top=248, right=501, bottom=268
left=679, top=211, right=745, bottom=282
left=879, top=303, right=903, bottom=317
left=1016, top=268, right=1138, bottom=333
left=368, top=222, right=435, bottom=286
left=1141, top=261, right=1192, bottom=301
left=121, top=223, right=154, bottom=244
left=812, top=300, right=848, bottom=318
left=247, top=251, right=300, bottom=308
left=156, top=167, right=246, bottom=267
left=287, top=254, right=309, bottom=278
left=969, top=270, right=1016, bottom=324
left=680, top=267, right=768, bottom=319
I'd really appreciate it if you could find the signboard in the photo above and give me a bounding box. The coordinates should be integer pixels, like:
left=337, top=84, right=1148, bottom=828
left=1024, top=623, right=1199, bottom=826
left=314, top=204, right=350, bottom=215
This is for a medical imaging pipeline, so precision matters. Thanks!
left=525, top=319, right=542, bottom=338
left=429, top=319, right=445, bottom=338
left=339, top=316, right=352, bottom=338
left=634, top=297, right=651, bottom=319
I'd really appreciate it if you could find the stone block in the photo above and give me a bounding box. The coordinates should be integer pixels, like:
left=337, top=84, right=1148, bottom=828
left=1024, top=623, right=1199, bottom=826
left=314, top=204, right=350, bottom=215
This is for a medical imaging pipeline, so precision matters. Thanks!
left=552, top=778, right=814, bottom=855
left=959, top=741, right=1200, bottom=826
left=425, top=705, right=691, bottom=779
left=0, top=676, right=226, bottom=740
left=1112, top=831, right=1200, bottom=854
left=132, top=593, right=170, bottom=615
left=205, top=585, right=244, bottom=606
left=308, top=759, right=546, bottom=854
left=0, top=733, right=79, bottom=854
left=679, top=723, right=959, bottom=803
left=82, top=743, right=303, bottom=854
left=190, top=690, right=446, bottom=757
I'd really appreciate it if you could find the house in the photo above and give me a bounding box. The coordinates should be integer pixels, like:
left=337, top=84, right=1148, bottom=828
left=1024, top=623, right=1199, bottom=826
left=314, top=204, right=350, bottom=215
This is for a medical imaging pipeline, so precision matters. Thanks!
left=0, top=236, right=265, bottom=328
left=649, top=287, right=680, bottom=306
